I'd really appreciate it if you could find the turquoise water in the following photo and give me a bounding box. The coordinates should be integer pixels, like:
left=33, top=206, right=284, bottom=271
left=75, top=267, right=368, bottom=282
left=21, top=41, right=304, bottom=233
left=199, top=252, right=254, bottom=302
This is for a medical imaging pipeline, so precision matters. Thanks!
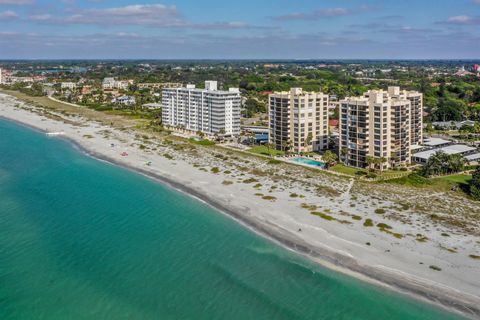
left=0, top=119, right=463, bottom=320
left=291, top=157, right=326, bottom=168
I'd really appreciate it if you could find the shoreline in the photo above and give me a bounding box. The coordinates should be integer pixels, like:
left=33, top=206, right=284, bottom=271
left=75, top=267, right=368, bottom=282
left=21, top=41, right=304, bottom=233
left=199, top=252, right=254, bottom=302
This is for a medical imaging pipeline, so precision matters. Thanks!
left=1, top=95, right=479, bottom=319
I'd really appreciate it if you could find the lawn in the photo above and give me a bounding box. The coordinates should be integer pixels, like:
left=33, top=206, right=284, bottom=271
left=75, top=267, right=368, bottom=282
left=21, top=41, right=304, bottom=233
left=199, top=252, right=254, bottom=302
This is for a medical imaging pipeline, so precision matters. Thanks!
left=248, top=145, right=285, bottom=157
left=435, top=174, right=472, bottom=186
left=189, top=138, right=215, bottom=146
left=330, top=164, right=410, bottom=180
left=330, top=164, right=364, bottom=176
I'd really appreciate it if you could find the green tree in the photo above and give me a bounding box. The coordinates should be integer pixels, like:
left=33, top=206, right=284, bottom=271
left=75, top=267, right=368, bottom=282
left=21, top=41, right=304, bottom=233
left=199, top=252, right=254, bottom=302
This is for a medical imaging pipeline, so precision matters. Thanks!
left=322, top=150, right=338, bottom=169
left=366, top=156, right=375, bottom=171
left=340, top=147, right=348, bottom=165
left=470, top=167, right=480, bottom=200
left=421, top=151, right=465, bottom=177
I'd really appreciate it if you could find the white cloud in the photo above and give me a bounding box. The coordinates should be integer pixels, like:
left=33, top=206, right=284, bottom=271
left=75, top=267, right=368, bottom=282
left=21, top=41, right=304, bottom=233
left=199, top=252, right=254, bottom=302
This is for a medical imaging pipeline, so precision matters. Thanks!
left=0, top=10, right=17, bottom=20
left=0, top=0, right=33, bottom=4
left=445, top=15, right=480, bottom=25
left=28, top=3, right=266, bottom=30
left=31, top=4, right=182, bottom=26
left=273, top=7, right=353, bottom=21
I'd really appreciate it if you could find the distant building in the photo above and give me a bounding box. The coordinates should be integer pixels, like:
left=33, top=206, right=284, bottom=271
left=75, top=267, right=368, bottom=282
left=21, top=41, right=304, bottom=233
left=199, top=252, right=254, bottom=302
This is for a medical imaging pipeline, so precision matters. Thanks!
left=455, top=66, right=474, bottom=77
left=339, top=86, right=423, bottom=169
left=162, top=81, right=241, bottom=137
left=430, top=120, right=476, bottom=130
left=268, top=88, right=329, bottom=153
left=81, top=85, right=92, bottom=94
left=102, top=77, right=131, bottom=90
left=143, top=103, right=162, bottom=110
left=137, top=83, right=182, bottom=90
left=61, top=82, right=77, bottom=90
left=112, top=95, right=135, bottom=106
left=0, top=68, right=3, bottom=84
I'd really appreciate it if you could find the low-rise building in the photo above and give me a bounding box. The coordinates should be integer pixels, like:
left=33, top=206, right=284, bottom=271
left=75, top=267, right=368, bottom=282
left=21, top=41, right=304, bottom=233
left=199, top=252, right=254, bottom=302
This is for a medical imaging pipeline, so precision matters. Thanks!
left=61, top=82, right=77, bottom=90
left=102, top=77, right=132, bottom=90
left=112, top=95, right=136, bottom=106
left=138, top=83, right=182, bottom=90
left=412, top=144, right=478, bottom=164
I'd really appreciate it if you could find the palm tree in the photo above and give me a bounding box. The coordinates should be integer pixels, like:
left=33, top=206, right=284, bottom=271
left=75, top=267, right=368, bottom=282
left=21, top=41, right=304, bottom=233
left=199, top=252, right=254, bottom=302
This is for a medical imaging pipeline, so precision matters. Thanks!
left=304, top=133, right=313, bottom=151
left=322, top=150, right=338, bottom=169
left=448, top=154, right=465, bottom=174
left=340, top=147, right=348, bottom=165
left=379, top=157, right=387, bottom=172
left=266, top=142, right=275, bottom=158
left=421, top=151, right=465, bottom=177
left=366, top=156, right=375, bottom=171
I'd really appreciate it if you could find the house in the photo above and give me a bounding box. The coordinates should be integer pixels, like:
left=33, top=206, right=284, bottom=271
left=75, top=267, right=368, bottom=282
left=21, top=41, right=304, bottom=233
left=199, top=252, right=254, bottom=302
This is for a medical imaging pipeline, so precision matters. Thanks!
left=61, top=82, right=77, bottom=90
left=112, top=95, right=136, bottom=106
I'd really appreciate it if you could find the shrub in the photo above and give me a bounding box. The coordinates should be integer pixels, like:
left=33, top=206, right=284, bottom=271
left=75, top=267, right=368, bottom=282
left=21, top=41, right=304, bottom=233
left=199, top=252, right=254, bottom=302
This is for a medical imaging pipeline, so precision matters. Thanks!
left=301, top=203, right=317, bottom=211
left=222, top=180, right=233, bottom=185
left=311, top=211, right=336, bottom=221
left=366, top=172, right=377, bottom=179
left=268, top=159, right=282, bottom=165
left=243, top=178, right=258, bottom=184
left=262, top=195, right=276, bottom=201
left=374, top=208, right=386, bottom=215
left=290, top=193, right=299, bottom=198
left=352, top=215, right=362, bottom=220
left=377, top=223, right=392, bottom=230
left=470, top=167, right=480, bottom=200
left=429, top=265, right=442, bottom=271
left=363, top=219, right=374, bottom=227
left=211, top=167, right=220, bottom=174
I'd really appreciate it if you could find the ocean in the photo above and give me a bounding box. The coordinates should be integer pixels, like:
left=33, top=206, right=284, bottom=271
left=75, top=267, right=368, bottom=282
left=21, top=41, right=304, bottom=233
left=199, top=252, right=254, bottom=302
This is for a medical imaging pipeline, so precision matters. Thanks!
left=0, top=118, right=463, bottom=319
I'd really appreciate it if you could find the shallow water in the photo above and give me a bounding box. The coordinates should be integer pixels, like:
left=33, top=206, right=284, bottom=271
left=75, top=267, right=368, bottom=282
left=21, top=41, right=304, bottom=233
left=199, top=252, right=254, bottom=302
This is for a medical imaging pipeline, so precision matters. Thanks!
left=0, top=119, right=463, bottom=319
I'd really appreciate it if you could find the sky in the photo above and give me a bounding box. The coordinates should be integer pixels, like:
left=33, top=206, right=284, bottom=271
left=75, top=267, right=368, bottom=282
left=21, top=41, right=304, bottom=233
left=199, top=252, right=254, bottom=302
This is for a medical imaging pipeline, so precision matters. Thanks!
left=0, top=0, right=479, bottom=59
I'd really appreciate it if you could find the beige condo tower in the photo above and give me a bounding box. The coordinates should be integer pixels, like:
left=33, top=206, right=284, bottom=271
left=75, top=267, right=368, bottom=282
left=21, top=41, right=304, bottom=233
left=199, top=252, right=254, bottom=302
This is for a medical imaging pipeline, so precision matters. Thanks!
left=269, top=88, right=329, bottom=153
left=339, top=86, right=423, bottom=170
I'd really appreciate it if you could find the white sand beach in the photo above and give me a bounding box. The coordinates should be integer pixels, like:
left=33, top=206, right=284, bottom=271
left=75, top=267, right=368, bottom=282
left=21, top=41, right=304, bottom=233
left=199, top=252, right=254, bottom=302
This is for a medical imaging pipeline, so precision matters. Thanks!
left=1, top=93, right=479, bottom=318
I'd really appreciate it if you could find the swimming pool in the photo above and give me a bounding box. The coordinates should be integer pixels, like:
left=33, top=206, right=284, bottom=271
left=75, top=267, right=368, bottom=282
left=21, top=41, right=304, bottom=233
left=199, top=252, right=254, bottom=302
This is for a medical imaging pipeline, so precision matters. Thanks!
left=290, top=157, right=325, bottom=168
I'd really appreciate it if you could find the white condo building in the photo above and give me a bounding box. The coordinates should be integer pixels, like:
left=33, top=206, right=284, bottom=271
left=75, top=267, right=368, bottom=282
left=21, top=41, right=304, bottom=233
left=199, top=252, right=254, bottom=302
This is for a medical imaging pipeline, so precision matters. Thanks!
left=162, top=81, right=241, bottom=137
left=0, top=68, right=3, bottom=84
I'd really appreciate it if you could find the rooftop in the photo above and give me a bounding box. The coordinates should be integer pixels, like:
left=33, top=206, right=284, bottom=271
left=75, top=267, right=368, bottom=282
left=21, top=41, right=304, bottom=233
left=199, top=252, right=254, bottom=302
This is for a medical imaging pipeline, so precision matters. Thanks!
left=423, top=137, right=451, bottom=147
left=413, top=144, right=477, bottom=160
left=465, top=153, right=480, bottom=161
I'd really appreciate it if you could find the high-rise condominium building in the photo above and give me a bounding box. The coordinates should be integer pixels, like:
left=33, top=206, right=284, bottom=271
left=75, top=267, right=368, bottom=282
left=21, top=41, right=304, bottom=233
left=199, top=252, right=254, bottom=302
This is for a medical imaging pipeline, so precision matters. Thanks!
left=0, top=68, right=3, bottom=84
left=339, top=86, right=423, bottom=170
left=162, top=81, right=241, bottom=137
left=269, top=88, right=329, bottom=153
